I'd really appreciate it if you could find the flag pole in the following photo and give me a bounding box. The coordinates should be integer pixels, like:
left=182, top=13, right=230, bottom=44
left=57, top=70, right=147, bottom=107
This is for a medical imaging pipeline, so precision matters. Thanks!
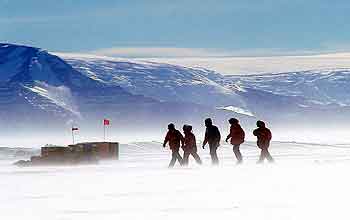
left=72, top=126, right=75, bottom=144
left=103, top=119, right=110, bottom=142
left=103, top=123, right=106, bottom=142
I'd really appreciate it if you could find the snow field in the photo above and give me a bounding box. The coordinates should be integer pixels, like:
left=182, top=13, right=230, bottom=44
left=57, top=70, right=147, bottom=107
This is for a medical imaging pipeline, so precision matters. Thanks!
left=1, top=142, right=350, bottom=220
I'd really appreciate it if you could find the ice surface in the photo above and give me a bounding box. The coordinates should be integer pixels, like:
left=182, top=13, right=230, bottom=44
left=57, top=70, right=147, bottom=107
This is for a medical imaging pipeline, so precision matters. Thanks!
left=1, top=141, right=350, bottom=220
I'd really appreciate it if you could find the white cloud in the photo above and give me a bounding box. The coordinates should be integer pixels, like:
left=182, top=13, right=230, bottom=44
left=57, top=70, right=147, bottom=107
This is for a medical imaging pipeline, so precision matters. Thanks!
left=142, top=53, right=350, bottom=75
left=90, top=47, right=232, bottom=58
left=60, top=47, right=350, bottom=75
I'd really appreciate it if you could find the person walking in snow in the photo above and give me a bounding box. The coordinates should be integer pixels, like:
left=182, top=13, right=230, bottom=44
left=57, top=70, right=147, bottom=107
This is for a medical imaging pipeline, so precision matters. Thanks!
left=253, top=120, right=274, bottom=163
left=182, top=125, right=202, bottom=166
left=163, top=123, right=184, bottom=168
left=225, top=118, right=245, bottom=164
left=202, top=118, right=221, bottom=165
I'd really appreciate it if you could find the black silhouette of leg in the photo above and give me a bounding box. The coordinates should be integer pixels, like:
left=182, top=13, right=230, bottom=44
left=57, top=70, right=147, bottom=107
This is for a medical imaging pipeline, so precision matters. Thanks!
left=191, top=151, right=202, bottom=165
left=168, top=153, right=176, bottom=168
left=257, top=150, right=265, bottom=163
left=265, top=150, right=274, bottom=163
left=210, top=145, right=219, bottom=165
left=233, top=145, right=243, bottom=163
left=175, top=151, right=183, bottom=165
left=183, top=151, right=190, bottom=166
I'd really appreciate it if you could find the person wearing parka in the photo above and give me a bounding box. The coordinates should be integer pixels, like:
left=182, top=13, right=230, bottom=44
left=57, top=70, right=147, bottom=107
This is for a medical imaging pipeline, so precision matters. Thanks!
left=225, top=118, right=245, bottom=164
left=253, top=120, right=274, bottom=163
left=202, top=118, right=221, bottom=165
left=163, top=123, right=184, bottom=168
left=182, top=125, right=202, bottom=166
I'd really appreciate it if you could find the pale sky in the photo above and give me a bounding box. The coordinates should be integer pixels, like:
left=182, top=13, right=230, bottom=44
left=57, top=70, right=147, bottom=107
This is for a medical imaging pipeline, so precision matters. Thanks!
left=2, top=0, right=350, bottom=57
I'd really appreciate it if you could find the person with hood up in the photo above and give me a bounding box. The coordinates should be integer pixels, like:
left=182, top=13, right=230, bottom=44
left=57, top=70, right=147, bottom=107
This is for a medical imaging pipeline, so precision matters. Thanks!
left=182, top=125, right=202, bottom=166
left=163, top=123, right=185, bottom=168
left=253, top=120, right=274, bottom=163
left=225, top=118, right=245, bottom=164
left=202, top=118, right=221, bottom=165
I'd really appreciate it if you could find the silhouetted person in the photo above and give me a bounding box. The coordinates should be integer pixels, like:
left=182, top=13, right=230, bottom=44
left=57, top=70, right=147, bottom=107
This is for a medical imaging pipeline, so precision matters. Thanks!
left=225, top=118, right=245, bottom=164
left=202, top=118, right=221, bottom=165
left=163, top=123, right=184, bottom=168
left=182, top=125, right=202, bottom=166
left=253, top=120, right=274, bottom=163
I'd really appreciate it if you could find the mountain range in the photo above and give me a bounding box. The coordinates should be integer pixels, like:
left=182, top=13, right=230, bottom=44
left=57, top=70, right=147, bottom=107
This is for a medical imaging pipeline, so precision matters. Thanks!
left=1, top=43, right=350, bottom=138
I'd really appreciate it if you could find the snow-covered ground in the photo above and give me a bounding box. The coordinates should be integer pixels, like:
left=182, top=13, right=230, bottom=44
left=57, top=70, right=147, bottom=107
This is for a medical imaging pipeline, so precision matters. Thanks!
left=2, top=141, right=350, bottom=220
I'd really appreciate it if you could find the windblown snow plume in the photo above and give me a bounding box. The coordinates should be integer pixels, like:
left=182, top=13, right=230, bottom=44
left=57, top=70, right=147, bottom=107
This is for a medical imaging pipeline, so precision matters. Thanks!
left=25, top=82, right=80, bottom=116
left=217, top=106, right=255, bottom=117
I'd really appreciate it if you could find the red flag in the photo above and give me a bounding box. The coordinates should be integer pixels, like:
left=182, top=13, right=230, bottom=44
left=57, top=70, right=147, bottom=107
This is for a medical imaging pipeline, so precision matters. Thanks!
left=103, top=119, right=110, bottom=126
left=72, top=127, right=79, bottom=131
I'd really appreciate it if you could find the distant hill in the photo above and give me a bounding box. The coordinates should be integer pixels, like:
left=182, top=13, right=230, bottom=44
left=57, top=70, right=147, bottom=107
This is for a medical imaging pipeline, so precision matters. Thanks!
left=2, top=43, right=350, bottom=140
left=63, top=53, right=350, bottom=127
left=0, top=44, right=248, bottom=136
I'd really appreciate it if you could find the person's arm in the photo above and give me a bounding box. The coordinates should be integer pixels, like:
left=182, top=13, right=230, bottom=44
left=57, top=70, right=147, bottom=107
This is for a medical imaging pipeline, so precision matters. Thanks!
left=226, top=128, right=231, bottom=142
left=267, top=129, right=272, bottom=140
left=202, top=130, right=208, bottom=149
left=217, top=127, right=221, bottom=143
left=193, top=135, right=197, bottom=148
left=179, top=131, right=185, bottom=147
left=241, top=128, right=245, bottom=141
left=253, top=129, right=258, bottom=137
left=163, top=132, right=169, bottom=148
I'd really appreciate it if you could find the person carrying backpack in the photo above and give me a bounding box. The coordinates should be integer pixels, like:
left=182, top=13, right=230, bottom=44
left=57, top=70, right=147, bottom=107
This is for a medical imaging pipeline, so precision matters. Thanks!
left=225, top=118, right=245, bottom=164
left=163, top=123, right=184, bottom=168
left=202, top=118, right=221, bottom=165
left=182, top=125, right=202, bottom=166
left=253, top=120, right=274, bottom=163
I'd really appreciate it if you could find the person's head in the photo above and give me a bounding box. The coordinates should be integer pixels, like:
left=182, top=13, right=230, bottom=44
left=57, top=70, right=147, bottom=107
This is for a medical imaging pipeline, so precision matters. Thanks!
left=256, top=120, right=266, bottom=128
left=205, top=118, right=213, bottom=127
left=183, top=124, right=192, bottom=133
left=168, top=123, right=175, bottom=131
left=228, top=118, right=239, bottom=125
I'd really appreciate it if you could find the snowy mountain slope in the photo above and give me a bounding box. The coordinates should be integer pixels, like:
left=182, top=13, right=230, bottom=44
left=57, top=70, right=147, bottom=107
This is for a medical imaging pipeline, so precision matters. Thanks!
left=63, top=54, right=350, bottom=122
left=223, top=69, right=350, bottom=107
left=0, top=43, right=101, bottom=122
left=0, top=45, right=148, bottom=123
left=0, top=44, right=250, bottom=134
left=0, top=82, right=77, bottom=130
left=63, top=54, right=350, bottom=125
left=0, top=44, right=95, bottom=88
left=218, top=70, right=350, bottom=125
left=3, top=43, right=350, bottom=136
left=63, top=56, right=246, bottom=108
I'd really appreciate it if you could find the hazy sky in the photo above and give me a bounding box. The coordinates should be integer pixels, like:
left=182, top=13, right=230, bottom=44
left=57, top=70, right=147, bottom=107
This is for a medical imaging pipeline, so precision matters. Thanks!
left=1, top=0, right=350, bottom=57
